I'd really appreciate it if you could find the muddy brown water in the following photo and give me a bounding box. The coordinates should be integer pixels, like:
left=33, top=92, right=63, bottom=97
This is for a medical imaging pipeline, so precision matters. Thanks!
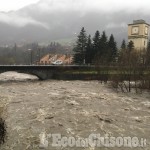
left=0, top=72, right=150, bottom=150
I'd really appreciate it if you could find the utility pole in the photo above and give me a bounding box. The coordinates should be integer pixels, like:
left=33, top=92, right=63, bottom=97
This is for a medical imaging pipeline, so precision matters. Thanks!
left=28, top=49, right=32, bottom=65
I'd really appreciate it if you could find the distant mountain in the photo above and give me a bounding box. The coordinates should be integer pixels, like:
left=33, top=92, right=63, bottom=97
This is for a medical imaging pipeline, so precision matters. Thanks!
left=0, top=0, right=149, bottom=47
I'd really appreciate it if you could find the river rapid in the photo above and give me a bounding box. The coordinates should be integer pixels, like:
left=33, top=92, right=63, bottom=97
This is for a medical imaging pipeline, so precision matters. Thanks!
left=0, top=72, right=150, bottom=150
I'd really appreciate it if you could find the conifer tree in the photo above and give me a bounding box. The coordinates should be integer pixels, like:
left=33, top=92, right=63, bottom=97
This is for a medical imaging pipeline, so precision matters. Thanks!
left=127, top=41, right=134, bottom=52
left=100, top=31, right=108, bottom=54
left=93, top=30, right=101, bottom=56
left=108, top=34, right=117, bottom=62
left=85, top=35, right=93, bottom=64
left=118, top=39, right=127, bottom=64
left=97, top=31, right=108, bottom=63
left=73, top=27, right=87, bottom=64
left=121, top=39, right=126, bottom=50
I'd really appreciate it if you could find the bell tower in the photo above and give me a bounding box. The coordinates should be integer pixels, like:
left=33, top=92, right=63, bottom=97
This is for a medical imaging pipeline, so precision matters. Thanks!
left=128, top=20, right=149, bottom=50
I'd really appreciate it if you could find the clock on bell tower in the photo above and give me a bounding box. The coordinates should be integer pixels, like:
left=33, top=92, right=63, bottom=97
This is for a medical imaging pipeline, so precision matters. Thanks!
left=132, top=26, right=139, bottom=34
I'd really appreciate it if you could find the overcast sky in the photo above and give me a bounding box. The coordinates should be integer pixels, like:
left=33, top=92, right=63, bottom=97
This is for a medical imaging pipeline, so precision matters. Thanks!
left=0, top=0, right=150, bottom=13
left=0, top=0, right=150, bottom=29
left=0, top=0, right=149, bottom=44
left=0, top=0, right=39, bottom=12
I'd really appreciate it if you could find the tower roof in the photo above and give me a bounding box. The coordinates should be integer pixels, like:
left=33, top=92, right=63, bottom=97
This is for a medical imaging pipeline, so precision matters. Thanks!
left=128, top=19, right=150, bottom=26
left=133, top=19, right=145, bottom=24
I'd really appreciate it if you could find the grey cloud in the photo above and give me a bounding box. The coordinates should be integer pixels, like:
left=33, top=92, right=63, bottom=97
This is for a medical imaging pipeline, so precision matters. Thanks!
left=35, top=0, right=150, bottom=14
left=0, top=11, right=49, bottom=29
left=0, top=0, right=149, bottom=45
left=106, top=23, right=127, bottom=29
left=2, top=0, right=149, bottom=29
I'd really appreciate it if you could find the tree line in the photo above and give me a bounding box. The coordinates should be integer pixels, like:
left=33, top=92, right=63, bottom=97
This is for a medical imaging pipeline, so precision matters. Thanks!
left=73, top=27, right=150, bottom=66
left=73, top=27, right=150, bottom=91
left=73, top=27, right=117, bottom=65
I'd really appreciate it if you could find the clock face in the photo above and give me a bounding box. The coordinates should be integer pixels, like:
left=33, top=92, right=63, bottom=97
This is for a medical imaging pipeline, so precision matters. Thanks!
left=145, top=26, right=148, bottom=34
left=132, top=26, right=139, bottom=34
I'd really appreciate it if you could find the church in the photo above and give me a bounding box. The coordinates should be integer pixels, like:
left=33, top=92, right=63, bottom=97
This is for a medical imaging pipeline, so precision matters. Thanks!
left=128, top=20, right=149, bottom=50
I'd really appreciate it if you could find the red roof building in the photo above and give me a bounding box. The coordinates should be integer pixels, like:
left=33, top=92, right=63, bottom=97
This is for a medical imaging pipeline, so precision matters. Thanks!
left=38, top=54, right=73, bottom=65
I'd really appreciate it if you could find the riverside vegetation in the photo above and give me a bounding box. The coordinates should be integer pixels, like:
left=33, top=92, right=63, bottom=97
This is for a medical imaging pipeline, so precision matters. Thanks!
left=73, top=27, right=150, bottom=92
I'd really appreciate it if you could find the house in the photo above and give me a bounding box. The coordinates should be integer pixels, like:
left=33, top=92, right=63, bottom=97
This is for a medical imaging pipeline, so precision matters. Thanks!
left=38, top=54, right=73, bottom=65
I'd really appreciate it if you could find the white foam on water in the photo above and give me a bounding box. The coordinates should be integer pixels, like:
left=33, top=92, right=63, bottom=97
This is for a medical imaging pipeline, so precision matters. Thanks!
left=0, top=71, right=38, bottom=81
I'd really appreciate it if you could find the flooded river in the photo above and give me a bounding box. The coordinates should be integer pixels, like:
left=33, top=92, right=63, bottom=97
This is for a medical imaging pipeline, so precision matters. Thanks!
left=0, top=72, right=150, bottom=150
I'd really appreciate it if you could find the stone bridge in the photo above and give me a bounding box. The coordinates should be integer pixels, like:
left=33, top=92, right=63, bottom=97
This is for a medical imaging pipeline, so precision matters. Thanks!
left=0, top=65, right=93, bottom=80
